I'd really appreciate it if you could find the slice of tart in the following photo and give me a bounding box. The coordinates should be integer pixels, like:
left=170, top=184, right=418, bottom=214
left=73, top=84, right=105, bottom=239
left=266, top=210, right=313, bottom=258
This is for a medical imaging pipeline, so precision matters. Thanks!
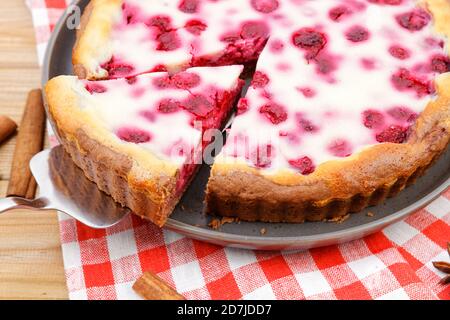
left=73, top=0, right=280, bottom=79
left=206, top=0, right=450, bottom=222
left=45, top=65, right=244, bottom=226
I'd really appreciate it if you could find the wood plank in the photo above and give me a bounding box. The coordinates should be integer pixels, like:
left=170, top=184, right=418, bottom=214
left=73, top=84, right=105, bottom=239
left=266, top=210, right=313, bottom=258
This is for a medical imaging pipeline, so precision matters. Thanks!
left=0, top=181, right=68, bottom=299
left=0, top=0, right=69, bottom=299
left=0, top=1, right=40, bottom=69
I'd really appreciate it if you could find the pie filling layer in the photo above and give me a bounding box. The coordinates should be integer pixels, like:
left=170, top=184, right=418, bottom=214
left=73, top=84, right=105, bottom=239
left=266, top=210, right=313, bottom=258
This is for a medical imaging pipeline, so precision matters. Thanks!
left=64, top=65, right=244, bottom=193
left=93, top=0, right=276, bottom=77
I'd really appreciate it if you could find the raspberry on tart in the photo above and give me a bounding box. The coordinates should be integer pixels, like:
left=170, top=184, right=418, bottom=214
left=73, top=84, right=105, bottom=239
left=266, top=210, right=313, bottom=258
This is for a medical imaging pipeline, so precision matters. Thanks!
left=45, top=65, right=244, bottom=226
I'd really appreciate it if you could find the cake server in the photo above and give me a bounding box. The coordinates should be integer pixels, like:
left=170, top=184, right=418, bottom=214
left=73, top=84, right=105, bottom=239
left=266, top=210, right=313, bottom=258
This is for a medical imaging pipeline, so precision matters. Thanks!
left=0, top=147, right=129, bottom=228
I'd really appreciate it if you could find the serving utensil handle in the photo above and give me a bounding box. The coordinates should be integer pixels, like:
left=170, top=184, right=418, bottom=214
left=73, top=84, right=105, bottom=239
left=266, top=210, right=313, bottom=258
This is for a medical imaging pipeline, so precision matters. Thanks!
left=0, top=197, right=49, bottom=213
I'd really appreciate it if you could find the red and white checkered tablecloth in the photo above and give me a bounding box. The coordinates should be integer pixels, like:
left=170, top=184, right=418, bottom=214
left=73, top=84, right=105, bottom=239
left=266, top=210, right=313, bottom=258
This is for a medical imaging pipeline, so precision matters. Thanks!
left=26, top=0, right=450, bottom=300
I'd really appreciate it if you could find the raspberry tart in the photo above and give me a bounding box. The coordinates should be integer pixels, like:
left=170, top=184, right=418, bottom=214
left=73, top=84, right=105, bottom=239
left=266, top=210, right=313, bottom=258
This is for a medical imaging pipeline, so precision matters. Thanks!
left=207, top=0, right=450, bottom=222
left=46, top=0, right=450, bottom=226
left=45, top=66, right=244, bottom=226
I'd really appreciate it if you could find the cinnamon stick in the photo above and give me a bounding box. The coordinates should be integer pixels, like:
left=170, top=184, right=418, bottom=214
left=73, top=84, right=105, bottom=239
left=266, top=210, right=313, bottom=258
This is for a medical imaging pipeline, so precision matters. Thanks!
left=7, top=89, right=46, bottom=199
left=433, top=261, right=450, bottom=274
left=133, top=272, right=185, bottom=300
left=25, top=177, right=38, bottom=200
left=0, top=115, right=17, bottom=145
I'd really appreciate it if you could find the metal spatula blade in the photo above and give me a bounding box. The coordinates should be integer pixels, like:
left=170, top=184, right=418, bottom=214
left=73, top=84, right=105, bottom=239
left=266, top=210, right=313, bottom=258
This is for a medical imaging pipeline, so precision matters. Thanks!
left=0, top=148, right=129, bottom=228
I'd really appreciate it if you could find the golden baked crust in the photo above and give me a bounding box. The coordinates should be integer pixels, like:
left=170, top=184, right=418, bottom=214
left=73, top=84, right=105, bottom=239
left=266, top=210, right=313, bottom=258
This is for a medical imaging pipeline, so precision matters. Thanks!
left=206, top=0, right=450, bottom=222
left=45, top=76, right=181, bottom=226
left=49, top=145, right=132, bottom=221
left=72, top=0, right=122, bottom=79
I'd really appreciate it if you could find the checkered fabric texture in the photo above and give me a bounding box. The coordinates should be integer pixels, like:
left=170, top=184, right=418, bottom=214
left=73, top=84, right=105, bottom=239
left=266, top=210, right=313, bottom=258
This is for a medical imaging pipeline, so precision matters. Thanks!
left=27, top=0, right=450, bottom=300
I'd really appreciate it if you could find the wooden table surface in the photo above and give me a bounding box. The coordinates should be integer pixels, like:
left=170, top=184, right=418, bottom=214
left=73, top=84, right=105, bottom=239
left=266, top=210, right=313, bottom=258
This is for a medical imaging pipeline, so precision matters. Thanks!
left=0, top=0, right=68, bottom=299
